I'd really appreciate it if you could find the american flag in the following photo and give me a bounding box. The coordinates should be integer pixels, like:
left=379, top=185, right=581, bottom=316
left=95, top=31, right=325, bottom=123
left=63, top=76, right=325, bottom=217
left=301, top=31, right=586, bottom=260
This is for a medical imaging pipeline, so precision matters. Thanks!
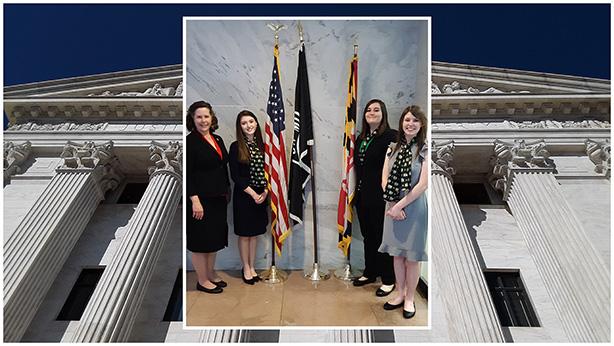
left=337, top=53, right=357, bottom=257
left=264, top=44, right=291, bottom=256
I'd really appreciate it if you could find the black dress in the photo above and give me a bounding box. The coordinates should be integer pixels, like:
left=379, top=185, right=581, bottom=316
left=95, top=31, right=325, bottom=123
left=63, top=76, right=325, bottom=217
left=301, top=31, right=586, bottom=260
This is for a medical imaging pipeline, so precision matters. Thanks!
left=228, top=141, right=268, bottom=236
left=186, top=131, right=230, bottom=253
left=354, top=128, right=398, bottom=285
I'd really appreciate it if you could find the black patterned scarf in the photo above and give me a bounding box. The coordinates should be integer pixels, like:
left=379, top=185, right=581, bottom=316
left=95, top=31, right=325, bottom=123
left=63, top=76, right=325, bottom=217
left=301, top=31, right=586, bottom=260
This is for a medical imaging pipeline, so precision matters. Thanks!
left=247, top=141, right=267, bottom=188
left=383, top=138, right=416, bottom=202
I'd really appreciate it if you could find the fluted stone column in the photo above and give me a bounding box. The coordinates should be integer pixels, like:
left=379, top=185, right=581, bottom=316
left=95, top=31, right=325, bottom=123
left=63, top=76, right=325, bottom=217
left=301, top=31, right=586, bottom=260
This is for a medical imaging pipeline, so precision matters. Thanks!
left=490, top=139, right=610, bottom=342
left=72, top=141, right=182, bottom=342
left=200, top=329, right=242, bottom=342
left=431, top=140, right=505, bottom=342
left=4, top=141, right=32, bottom=186
left=331, top=330, right=371, bottom=343
left=3, top=141, right=121, bottom=342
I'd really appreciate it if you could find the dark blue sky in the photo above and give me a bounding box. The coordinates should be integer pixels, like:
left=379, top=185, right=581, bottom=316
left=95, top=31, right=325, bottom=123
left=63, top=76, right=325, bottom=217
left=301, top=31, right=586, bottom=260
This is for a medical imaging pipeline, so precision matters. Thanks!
left=3, top=3, right=611, bottom=86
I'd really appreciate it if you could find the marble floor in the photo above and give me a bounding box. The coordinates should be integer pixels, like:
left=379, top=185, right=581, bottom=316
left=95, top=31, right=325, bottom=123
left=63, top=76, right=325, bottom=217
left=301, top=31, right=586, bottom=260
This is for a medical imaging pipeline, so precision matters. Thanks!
left=186, top=270, right=428, bottom=327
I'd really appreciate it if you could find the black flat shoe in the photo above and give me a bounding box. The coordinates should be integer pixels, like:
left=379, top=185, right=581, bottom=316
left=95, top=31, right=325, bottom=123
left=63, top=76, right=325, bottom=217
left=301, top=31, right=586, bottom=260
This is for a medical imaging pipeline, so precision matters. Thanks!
left=376, top=284, right=395, bottom=297
left=212, top=279, right=227, bottom=288
left=242, top=268, right=255, bottom=285
left=352, top=276, right=376, bottom=287
left=196, top=282, right=223, bottom=294
left=252, top=274, right=261, bottom=282
left=383, top=301, right=404, bottom=310
left=403, top=303, right=416, bottom=319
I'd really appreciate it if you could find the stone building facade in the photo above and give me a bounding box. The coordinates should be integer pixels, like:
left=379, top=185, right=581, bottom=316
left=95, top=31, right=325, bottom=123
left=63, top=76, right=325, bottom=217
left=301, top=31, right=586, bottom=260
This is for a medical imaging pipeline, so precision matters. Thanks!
left=3, top=61, right=610, bottom=342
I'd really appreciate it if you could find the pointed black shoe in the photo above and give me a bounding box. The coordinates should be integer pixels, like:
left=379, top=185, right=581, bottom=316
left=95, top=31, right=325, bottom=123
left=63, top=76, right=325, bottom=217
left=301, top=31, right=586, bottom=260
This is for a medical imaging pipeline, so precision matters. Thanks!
left=352, top=276, right=376, bottom=287
left=403, top=303, right=416, bottom=319
left=212, top=279, right=227, bottom=288
left=242, top=268, right=255, bottom=285
left=383, top=301, right=404, bottom=310
left=376, top=284, right=395, bottom=297
left=196, top=282, right=223, bottom=294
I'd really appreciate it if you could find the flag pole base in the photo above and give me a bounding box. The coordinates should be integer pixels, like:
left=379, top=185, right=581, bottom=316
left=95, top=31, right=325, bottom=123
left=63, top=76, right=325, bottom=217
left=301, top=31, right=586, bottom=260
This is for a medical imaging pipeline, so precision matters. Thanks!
left=260, top=265, right=287, bottom=284
left=334, top=263, right=358, bottom=281
left=304, top=263, right=330, bottom=281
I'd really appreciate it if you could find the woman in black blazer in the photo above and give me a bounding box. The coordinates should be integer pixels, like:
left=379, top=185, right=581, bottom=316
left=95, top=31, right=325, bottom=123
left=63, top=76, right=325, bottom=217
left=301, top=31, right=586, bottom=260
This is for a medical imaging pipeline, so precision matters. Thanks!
left=186, top=101, right=230, bottom=294
left=228, top=110, right=269, bottom=285
left=352, top=99, right=398, bottom=297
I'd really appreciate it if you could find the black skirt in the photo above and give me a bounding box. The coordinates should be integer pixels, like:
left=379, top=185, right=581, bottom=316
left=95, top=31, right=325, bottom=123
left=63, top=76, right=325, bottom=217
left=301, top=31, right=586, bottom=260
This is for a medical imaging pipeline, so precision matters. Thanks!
left=232, top=185, right=269, bottom=236
left=186, top=195, right=228, bottom=253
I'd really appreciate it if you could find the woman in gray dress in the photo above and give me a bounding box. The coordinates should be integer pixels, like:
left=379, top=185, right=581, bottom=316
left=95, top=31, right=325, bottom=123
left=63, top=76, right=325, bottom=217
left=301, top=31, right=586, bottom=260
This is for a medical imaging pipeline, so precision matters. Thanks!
left=378, top=105, right=428, bottom=319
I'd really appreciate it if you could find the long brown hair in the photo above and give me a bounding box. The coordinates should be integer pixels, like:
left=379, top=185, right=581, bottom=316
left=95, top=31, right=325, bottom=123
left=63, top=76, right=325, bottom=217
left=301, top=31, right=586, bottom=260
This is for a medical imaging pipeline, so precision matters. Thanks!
left=186, top=101, right=219, bottom=132
left=235, top=110, right=265, bottom=163
left=358, top=99, right=390, bottom=140
left=394, top=105, right=427, bottom=153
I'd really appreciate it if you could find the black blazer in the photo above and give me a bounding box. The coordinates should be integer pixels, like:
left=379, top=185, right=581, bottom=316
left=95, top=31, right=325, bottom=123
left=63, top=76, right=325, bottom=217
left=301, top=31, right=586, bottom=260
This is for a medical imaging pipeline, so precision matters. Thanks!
left=228, top=141, right=251, bottom=191
left=354, top=128, right=398, bottom=201
left=186, top=131, right=230, bottom=198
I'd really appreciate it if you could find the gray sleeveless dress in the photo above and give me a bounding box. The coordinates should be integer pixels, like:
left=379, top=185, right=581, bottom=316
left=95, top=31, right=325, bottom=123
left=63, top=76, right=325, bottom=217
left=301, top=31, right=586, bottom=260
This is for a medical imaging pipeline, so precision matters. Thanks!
left=378, top=143, right=428, bottom=261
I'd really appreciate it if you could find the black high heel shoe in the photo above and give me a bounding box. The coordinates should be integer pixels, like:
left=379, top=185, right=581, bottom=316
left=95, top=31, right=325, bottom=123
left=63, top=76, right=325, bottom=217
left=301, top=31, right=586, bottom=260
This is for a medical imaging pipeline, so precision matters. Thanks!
left=242, top=268, right=255, bottom=285
left=403, top=302, right=416, bottom=319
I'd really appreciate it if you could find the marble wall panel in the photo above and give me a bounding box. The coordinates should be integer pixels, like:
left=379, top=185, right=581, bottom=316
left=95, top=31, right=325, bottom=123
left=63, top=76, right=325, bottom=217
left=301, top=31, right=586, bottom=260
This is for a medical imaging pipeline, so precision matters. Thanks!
left=186, top=19, right=429, bottom=270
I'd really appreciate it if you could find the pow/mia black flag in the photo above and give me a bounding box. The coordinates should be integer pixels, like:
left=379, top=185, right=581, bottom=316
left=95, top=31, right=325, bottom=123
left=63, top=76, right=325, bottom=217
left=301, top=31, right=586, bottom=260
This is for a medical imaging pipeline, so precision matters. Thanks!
left=288, top=42, right=314, bottom=225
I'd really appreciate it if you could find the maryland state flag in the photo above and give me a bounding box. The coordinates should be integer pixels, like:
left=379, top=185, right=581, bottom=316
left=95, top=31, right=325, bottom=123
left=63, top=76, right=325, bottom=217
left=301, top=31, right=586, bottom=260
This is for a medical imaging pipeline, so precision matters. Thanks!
left=288, top=41, right=314, bottom=225
left=337, top=53, right=357, bottom=257
left=264, top=44, right=291, bottom=256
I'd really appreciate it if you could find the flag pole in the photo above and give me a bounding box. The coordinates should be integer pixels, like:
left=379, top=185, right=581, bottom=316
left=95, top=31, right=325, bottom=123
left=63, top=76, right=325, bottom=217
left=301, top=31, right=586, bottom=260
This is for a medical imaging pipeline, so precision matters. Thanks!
left=294, top=22, right=329, bottom=282
left=335, top=42, right=360, bottom=281
left=261, top=22, right=288, bottom=284
left=304, top=145, right=330, bottom=281
left=261, top=231, right=286, bottom=283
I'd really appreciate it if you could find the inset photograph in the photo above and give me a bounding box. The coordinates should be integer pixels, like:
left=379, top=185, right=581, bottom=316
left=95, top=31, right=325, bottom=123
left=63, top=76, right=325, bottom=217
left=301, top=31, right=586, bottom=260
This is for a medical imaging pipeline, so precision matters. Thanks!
left=184, top=17, right=430, bottom=327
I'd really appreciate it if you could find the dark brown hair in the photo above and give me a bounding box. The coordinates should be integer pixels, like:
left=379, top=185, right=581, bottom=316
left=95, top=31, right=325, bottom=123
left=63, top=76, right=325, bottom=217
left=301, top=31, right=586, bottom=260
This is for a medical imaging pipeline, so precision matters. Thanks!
left=358, top=99, right=390, bottom=140
left=394, top=105, right=427, bottom=153
left=186, top=101, right=218, bottom=133
left=235, top=110, right=265, bottom=164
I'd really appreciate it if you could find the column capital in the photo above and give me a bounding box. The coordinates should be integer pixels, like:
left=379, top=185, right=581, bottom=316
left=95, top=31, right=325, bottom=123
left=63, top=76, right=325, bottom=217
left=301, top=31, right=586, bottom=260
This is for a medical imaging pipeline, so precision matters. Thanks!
left=585, top=138, right=610, bottom=177
left=431, top=140, right=456, bottom=181
left=489, top=139, right=555, bottom=199
left=58, top=140, right=123, bottom=193
left=59, top=140, right=116, bottom=169
left=148, top=140, right=182, bottom=177
left=4, top=141, right=32, bottom=182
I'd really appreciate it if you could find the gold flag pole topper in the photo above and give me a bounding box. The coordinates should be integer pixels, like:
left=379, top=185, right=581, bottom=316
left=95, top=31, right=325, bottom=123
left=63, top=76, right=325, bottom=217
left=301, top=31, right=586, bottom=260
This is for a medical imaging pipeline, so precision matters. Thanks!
left=266, top=23, right=286, bottom=46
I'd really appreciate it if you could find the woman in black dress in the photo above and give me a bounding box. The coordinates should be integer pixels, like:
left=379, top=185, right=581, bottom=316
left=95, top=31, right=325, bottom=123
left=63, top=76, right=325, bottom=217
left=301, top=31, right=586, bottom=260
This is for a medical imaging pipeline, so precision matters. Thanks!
left=228, top=110, right=269, bottom=285
left=352, top=99, right=398, bottom=297
left=186, top=101, right=230, bottom=294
